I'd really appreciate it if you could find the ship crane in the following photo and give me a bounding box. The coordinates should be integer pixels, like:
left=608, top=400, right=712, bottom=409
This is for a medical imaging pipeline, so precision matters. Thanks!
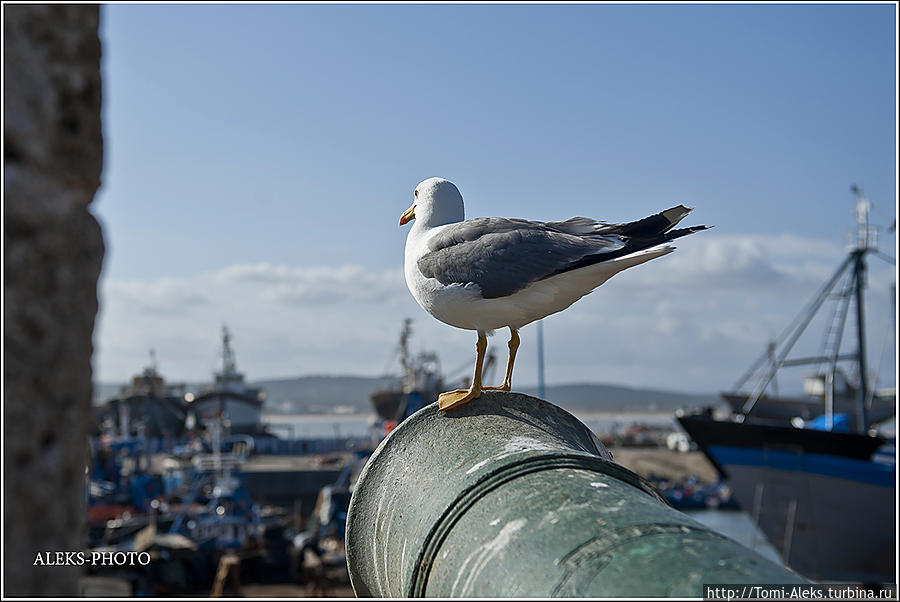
left=733, top=185, right=895, bottom=433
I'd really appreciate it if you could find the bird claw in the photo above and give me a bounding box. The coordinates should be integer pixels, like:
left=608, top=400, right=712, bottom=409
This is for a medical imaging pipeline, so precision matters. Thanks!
left=438, top=388, right=482, bottom=411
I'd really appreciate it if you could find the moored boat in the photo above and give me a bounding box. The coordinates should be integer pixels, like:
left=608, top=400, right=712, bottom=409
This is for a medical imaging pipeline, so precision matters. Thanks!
left=368, top=319, right=446, bottom=423
left=189, top=325, right=270, bottom=436
left=92, top=351, right=190, bottom=439
left=678, top=188, right=896, bottom=582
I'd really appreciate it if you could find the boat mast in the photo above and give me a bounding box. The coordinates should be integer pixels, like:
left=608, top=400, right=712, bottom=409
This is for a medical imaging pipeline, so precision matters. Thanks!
left=851, top=185, right=871, bottom=431
left=400, top=318, right=415, bottom=393
left=537, top=319, right=546, bottom=399
left=736, top=186, right=883, bottom=434
left=222, top=324, right=236, bottom=376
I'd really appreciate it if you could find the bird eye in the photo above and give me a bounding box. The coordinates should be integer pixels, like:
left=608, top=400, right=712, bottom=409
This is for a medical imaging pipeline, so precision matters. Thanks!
left=414, top=189, right=418, bottom=198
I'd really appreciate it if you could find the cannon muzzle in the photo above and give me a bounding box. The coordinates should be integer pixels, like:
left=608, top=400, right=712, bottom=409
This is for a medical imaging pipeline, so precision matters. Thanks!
left=346, top=392, right=806, bottom=597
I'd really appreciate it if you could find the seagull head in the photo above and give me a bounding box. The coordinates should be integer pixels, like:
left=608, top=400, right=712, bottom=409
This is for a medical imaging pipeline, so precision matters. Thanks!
left=399, top=177, right=465, bottom=228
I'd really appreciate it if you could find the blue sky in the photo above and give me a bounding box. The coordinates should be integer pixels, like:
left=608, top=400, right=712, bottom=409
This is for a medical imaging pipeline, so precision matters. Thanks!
left=93, top=3, right=897, bottom=394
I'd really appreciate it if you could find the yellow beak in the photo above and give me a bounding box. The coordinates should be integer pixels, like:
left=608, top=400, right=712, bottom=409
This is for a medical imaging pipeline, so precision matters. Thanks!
left=399, top=204, right=416, bottom=226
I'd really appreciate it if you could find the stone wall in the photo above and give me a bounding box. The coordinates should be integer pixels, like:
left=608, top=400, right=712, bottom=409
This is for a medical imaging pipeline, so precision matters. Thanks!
left=3, top=5, right=104, bottom=596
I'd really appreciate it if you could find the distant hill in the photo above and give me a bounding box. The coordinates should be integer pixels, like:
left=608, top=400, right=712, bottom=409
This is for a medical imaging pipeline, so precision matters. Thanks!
left=92, top=381, right=204, bottom=405
left=520, top=383, right=721, bottom=414
left=93, top=382, right=133, bottom=404
left=253, top=375, right=384, bottom=413
left=94, top=374, right=721, bottom=415
left=91, top=375, right=385, bottom=414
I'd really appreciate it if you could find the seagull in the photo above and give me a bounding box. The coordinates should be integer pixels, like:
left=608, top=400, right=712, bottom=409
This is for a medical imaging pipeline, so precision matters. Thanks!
left=400, top=177, right=709, bottom=412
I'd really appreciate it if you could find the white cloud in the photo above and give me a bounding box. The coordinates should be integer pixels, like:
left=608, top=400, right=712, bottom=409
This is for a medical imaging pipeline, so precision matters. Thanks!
left=93, top=233, right=896, bottom=395
left=94, top=262, right=427, bottom=384
left=106, top=277, right=213, bottom=315
left=151, top=262, right=410, bottom=307
left=613, top=233, right=845, bottom=291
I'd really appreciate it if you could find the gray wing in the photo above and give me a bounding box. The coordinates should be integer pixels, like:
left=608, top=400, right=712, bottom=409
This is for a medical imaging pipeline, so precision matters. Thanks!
left=416, top=207, right=707, bottom=299
left=417, top=218, right=626, bottom=299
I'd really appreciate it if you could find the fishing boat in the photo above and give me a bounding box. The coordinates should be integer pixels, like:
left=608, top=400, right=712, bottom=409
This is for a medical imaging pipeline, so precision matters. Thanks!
left=189, top=325, right=269, bottom=436
left=678, top=187, right=896, bottom=583
left=369, top=319, right=446, bottom=422
left=92, top=351, right=190, bottom=439
left=369, top=319, right=497, bottom=426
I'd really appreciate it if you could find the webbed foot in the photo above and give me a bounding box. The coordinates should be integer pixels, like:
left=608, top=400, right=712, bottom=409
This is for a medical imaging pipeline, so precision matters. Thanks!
left=438, top=387, right=482, bottom=411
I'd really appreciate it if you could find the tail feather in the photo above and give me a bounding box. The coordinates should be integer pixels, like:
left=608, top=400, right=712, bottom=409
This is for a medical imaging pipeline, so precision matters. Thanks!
left=545, top=210, right=710, bottom=278
left=664, top=224, right=712, bottom=242
left=617, top=205, right=694, bottom=237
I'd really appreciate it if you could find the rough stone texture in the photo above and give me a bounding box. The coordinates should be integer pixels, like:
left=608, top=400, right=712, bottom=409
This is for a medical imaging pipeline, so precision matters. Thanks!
left=3, top=5, right=104, bottom=596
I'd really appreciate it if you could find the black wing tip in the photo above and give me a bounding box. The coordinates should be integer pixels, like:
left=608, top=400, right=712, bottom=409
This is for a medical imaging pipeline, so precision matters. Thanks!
left=666, top=224, right=712, bottom=240
left=654, top=205, right=693, bottom=233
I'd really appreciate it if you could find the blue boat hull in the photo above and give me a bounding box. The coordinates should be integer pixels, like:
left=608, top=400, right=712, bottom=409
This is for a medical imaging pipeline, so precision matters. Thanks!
left=678, top=414, right=895, bottom=582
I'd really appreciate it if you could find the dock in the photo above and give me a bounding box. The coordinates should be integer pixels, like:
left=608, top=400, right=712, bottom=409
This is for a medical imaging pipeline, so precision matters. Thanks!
left=240, top=451, right=356, bottom=512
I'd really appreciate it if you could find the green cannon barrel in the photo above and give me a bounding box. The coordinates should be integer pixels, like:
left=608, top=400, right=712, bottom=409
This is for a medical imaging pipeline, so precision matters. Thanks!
left=346, top=392, right=807, bottom=597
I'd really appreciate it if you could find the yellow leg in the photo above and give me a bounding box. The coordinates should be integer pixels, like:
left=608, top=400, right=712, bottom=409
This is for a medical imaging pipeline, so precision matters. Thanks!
left=484, top=328, right=520, bottom=391
left=439, top=332, right=487, bottom=411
